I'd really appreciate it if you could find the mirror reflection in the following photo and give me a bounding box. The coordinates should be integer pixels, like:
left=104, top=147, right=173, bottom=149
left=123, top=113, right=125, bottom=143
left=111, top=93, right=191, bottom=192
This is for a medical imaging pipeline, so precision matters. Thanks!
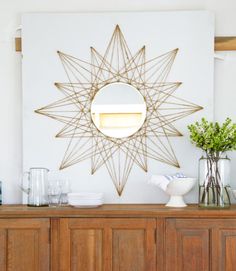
left=91, top=83, right=147, bottom=138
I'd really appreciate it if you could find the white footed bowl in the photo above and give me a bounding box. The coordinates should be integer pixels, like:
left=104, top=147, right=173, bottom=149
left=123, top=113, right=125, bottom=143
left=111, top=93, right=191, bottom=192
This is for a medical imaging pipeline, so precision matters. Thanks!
left=165, top=178, right=196, bottom=207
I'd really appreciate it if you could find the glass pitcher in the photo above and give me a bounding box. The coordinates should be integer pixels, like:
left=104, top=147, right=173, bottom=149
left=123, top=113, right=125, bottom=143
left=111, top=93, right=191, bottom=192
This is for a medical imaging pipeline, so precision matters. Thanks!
left=22, top=168, right=49, bottom=206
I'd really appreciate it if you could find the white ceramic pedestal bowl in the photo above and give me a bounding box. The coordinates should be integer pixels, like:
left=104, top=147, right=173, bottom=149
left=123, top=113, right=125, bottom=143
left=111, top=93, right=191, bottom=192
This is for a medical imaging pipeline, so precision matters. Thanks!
left=165, top=178, right=196, bottom=207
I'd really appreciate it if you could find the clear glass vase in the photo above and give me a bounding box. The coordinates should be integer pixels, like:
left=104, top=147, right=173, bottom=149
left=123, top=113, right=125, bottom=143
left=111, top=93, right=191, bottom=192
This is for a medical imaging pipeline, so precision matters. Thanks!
left=198, top=153, right=231, bottom=208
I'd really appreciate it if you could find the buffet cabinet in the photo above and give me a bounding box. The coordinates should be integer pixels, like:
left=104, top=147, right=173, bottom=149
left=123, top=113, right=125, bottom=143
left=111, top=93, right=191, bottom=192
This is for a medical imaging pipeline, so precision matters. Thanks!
left=0, top=205, right=236, bottom=271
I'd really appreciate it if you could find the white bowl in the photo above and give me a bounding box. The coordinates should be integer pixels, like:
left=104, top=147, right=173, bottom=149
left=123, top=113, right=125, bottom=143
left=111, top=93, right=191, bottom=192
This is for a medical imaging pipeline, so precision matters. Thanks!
left=165, top=178, right=196, bottom=207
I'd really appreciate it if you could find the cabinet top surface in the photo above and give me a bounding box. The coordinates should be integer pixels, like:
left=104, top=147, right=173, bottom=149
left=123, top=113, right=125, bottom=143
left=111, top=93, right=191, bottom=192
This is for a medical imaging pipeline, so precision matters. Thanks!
left=0, top=204, right=236, bottom=218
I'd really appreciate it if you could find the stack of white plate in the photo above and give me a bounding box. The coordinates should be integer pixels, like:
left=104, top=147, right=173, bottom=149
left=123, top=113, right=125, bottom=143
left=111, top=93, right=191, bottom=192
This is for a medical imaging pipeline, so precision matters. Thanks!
left=68, top=192, right=104, bottom=208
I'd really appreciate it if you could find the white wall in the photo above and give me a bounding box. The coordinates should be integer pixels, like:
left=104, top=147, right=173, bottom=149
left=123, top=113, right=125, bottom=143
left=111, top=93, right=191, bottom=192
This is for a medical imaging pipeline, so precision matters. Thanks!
left=0, top=0, right=236, bottom=203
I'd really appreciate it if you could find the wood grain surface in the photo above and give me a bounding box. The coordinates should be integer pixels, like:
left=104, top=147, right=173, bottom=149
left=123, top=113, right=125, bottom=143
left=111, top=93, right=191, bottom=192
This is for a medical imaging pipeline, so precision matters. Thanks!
left=1, top=204, right=236, bottom=218
left=0, top=218, right=50, bottom=271
left=0, top=205, right=236, bottom=271
left=16, top=37, right=236, bottom=52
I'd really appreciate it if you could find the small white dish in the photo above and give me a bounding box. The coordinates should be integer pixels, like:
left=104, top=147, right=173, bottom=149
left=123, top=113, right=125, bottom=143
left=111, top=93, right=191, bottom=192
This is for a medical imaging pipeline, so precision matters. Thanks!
left=68, top=192, right=103, bottom=199
left=69, top=199, right=103, bottom=205
left=165, top=178, right=196, bottom=207
left=71, top=204, right=103, bottom=208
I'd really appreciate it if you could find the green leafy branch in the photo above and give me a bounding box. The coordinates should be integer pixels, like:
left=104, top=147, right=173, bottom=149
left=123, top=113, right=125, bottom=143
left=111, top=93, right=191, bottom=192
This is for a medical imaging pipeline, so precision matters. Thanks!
left=188, top=118, right=236, bottom=155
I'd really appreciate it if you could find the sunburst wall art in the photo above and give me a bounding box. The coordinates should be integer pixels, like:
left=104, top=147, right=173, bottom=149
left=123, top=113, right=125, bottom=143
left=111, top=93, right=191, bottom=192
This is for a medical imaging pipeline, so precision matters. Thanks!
left=22, top=12, right=214, bottom=201
left=35, top=25, right=202, bottom=195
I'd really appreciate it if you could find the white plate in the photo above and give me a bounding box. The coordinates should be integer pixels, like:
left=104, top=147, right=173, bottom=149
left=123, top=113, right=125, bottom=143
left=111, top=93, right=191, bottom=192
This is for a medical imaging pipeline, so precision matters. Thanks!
left=71, top=204, right=103, bottom=208
left=68, top=200, right=103, bottom=204
left=69, top=203, right=103, bottom=207
left=68, top=192, right=103, bottom=199
left=68, top=197, right=103, bottom=200
left=68, top=199, right=103, bottom=202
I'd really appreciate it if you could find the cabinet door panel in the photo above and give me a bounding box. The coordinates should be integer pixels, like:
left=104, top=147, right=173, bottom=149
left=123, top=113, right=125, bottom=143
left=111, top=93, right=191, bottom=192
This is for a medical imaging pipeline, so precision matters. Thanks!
left=112, top=229, right=145, bottom=271
left=211, top=221, right=236, bottom=271
left=110, top=219, right=156, bottom=271
left=177, top=229, right=209, bottom=271
left=71, top=229, right=103, bottom=271
left=58, top=218, right=156, bottom=271
left=59, top=219, right=105, bottom=271
left=166, top=218, right=236, bottom=271
left=220, top=230, right=236, bottom=271
left=0, top=219, right=50, bottom=271
left=8, top=229, right=39, bottom=271
left=166, top=219, right=210, bottom=271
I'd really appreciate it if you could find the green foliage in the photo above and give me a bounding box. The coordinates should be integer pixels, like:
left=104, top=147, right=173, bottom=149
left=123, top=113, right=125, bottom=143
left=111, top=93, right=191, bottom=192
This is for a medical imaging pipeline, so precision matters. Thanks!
left=188, top=118, right=236, bottom=154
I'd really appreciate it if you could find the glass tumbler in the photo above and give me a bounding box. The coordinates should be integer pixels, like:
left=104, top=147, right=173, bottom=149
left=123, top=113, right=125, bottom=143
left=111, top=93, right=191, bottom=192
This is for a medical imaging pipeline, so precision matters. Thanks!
left=48, top=179, right=62, bottom=207
left=59, top=179, right=70, bottom=205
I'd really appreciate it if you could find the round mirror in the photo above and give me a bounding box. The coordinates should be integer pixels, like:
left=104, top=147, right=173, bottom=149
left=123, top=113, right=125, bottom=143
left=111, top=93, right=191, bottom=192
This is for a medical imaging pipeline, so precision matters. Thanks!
left=91, top=83, right=147, bottom=138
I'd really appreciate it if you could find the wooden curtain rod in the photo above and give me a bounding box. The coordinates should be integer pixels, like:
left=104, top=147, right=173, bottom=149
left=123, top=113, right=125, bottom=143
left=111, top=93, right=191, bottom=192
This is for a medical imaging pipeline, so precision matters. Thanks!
left=214, top=37, right=236, bottom=51
left=15, top=37, right=236, bottom=52
left=15, top=37, right=21, bottom=52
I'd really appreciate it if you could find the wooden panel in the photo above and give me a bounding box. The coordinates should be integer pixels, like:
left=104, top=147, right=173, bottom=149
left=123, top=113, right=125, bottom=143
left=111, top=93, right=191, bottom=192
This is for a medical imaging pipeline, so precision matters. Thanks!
left=166, top=219, right=210, bottom=271
left=15, top=37, right=22, bottom=52
left=211, top=221, right=236, bottom=271
left=112, top=229, right=145, bottom=271
left=3, top=204, right=236, bottom=219
left=221, top=230, right=236, bottom=271
left=51, top=218, right=59, bottom=271
left=111, top=218, right=156, bottom=271
left=215, top=37, right=236, bottom=51
left=59, top=218, right=105, bottom=271
left=2, top=207, right=236, bottom=271
left=156, top=219, right=164, bottom=271
left=167, top=219, right=236, bottom=271
left=59, top=218, right=156, bottom=271
left=177, top=229, right=209, bottom=271
left=8, top=229, right=39, bottom=271
left=71, top=229, right=103, bottom=271
left=0, top=218, right=50, bottom=271
left=15, top=37, right=236, bottom=52
left=0, top=229, right=7, bottom=271
left=59, top=219, right=70, bottom=271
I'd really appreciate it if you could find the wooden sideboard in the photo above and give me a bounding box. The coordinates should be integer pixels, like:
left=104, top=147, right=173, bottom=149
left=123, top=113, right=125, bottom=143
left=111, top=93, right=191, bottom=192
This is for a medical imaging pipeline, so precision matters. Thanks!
left=1, top=204, right=236, bottom=271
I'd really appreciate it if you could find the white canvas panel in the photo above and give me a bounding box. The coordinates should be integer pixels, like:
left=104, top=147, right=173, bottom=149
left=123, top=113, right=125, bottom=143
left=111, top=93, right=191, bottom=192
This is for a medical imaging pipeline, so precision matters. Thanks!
left=22, top=11, right=214, bottom=203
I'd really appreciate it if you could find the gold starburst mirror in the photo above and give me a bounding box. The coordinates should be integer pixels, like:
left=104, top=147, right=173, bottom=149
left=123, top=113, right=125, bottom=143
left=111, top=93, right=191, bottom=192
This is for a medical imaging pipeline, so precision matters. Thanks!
left=35, top=25, right=202, bottom=195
